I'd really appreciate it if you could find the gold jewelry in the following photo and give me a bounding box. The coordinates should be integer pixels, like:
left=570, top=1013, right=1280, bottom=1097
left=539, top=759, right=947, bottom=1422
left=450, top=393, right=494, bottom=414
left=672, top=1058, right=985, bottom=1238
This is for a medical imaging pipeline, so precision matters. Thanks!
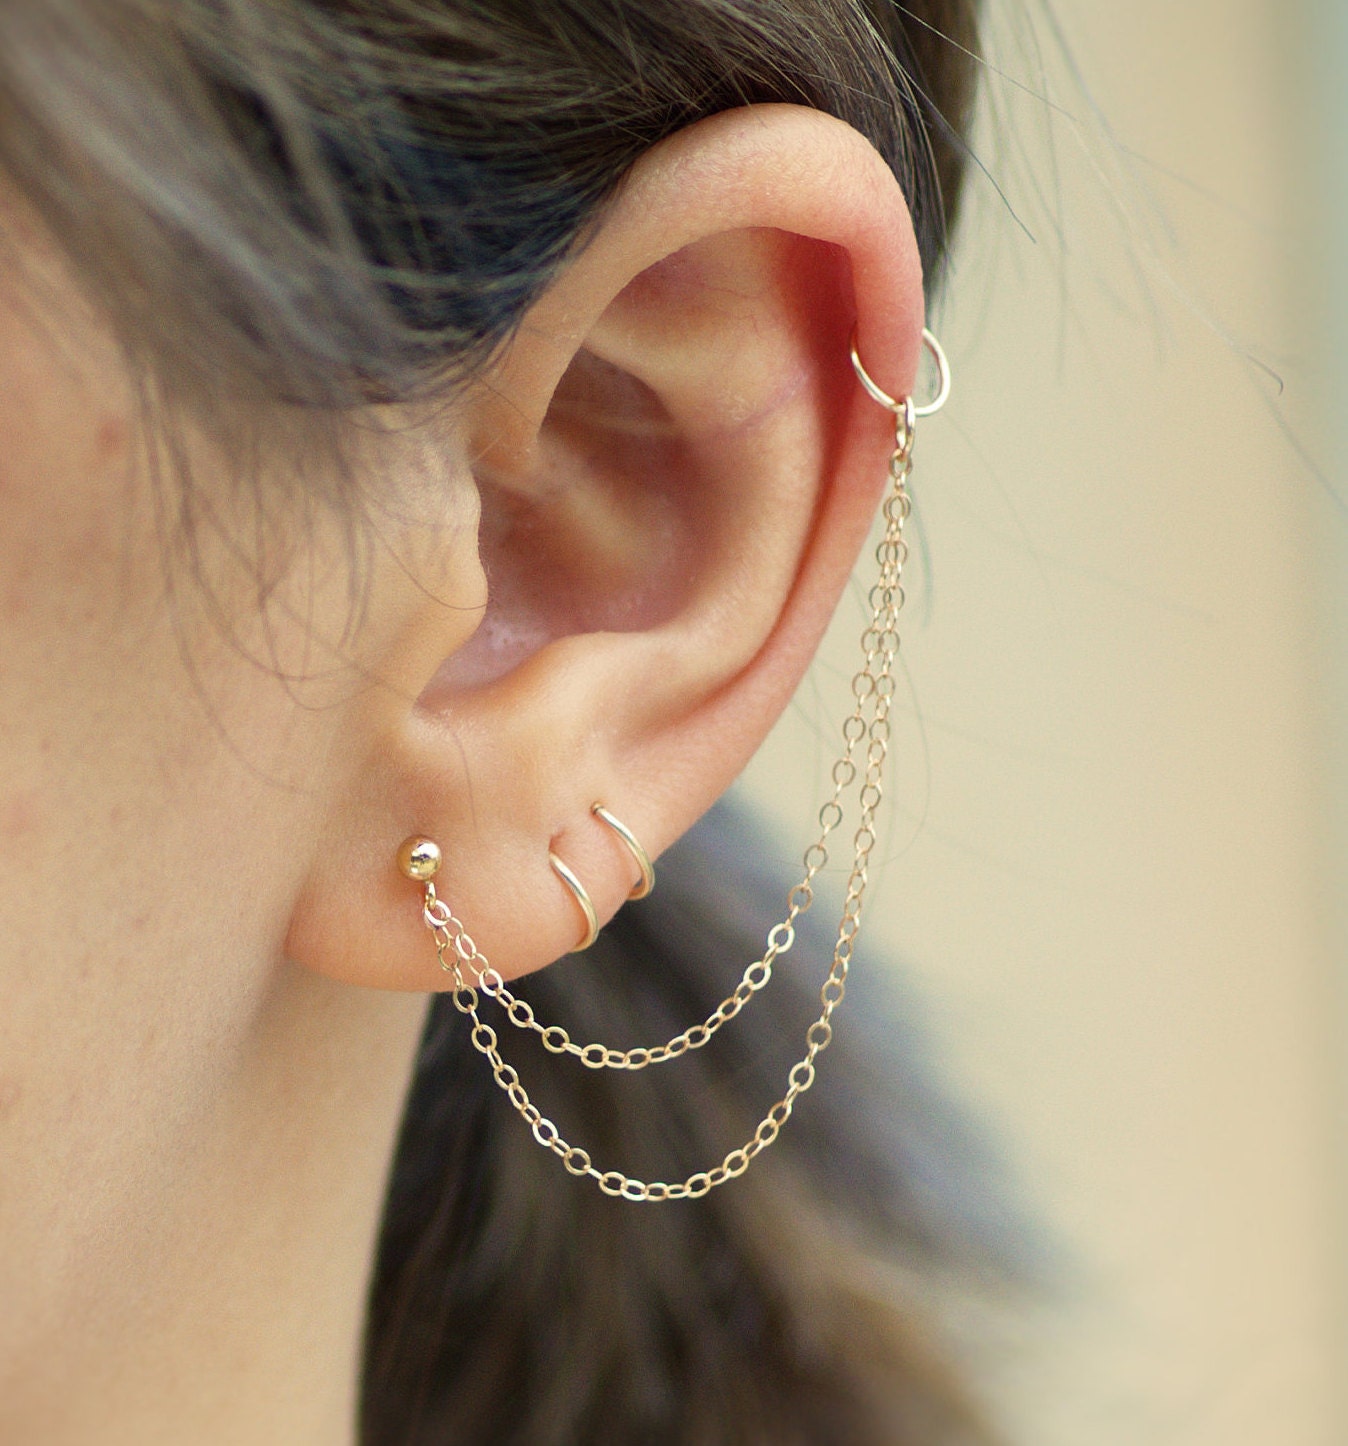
left=591, top=803, right=655, bottom=900
left=850, top=325, right=950, bottom=417
left=396, top=836, right=442, bottom=883
left=548, top=850, right=600, bottom=953
left=398, top=326, right=949, bottom=1201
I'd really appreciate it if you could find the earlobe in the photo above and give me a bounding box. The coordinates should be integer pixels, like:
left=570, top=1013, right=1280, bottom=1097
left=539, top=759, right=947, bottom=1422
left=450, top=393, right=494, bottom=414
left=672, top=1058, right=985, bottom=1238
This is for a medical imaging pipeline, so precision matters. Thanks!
left=285, top=103, right=929, bottom=993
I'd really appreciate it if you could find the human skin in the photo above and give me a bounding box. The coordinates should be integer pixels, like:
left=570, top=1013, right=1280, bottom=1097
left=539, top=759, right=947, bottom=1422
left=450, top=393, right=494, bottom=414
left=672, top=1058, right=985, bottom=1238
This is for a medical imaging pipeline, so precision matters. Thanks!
left=0, top=106, right=926, bottom=1443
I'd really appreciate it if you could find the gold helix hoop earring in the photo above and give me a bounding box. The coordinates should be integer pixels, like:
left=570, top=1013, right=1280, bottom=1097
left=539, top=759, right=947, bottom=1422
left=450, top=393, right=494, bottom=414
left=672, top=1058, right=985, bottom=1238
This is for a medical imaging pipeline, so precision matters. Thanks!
left=591, top=803, right=655, bottom=900
left=548, top=850, right=600, bottom=953
left=850, top=326, right=951, bottom=417
left=399, top=326, right=950, bottom=1202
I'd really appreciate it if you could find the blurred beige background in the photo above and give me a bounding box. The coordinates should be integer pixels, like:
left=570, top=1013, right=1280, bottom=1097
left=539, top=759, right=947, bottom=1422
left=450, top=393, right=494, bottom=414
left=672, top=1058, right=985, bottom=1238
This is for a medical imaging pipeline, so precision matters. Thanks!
left=738, top=1, right=1345, bottom=1441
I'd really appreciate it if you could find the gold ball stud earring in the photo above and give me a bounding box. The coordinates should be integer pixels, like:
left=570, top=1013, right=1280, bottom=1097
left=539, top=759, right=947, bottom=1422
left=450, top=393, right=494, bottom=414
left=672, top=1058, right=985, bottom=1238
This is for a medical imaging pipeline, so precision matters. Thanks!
left=397, top=836, right=442, bottom=882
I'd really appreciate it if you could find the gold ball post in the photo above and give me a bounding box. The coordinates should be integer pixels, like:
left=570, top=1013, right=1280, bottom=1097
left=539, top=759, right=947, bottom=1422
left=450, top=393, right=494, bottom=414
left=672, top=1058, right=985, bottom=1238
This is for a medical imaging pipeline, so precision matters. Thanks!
left=397, top=836, right=442, bottom=882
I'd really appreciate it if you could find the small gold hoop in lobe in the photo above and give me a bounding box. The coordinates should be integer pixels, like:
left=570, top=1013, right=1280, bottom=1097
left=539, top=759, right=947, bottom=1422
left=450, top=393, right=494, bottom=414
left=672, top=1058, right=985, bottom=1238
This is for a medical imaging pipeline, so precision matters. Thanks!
left=849, top=326, right=950, bottom=417
left=549, top=850, right=599, bottom=952
left=591, top=803, right=655, bottom=899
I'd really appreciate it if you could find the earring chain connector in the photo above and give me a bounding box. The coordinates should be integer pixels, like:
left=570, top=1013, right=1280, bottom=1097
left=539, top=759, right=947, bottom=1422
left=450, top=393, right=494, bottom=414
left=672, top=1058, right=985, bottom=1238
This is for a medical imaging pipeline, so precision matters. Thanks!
left=401, top=329, right=948, bottom=1201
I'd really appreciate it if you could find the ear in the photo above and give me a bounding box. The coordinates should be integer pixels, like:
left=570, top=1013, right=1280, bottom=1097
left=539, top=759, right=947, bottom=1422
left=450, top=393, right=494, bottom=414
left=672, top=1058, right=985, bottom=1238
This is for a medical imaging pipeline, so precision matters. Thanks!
left=287, top=104, right=927, bottom=989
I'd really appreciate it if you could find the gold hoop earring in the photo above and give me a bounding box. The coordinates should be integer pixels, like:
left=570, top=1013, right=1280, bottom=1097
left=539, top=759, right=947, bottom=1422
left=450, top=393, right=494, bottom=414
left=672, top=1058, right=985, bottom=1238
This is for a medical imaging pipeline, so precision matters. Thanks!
left=850, top=325, right=950, bottom=418
left=591, top=803, right=655, bottom=900
left=548, top=850, right=600, bottom=953
left=398, top=326, right=950, bottom=1202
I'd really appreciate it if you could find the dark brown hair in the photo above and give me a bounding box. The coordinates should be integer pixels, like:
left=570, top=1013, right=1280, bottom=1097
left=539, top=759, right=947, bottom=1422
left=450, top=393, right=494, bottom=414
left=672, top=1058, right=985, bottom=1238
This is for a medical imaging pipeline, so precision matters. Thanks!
left=0, top=3, right=998, bottom=1440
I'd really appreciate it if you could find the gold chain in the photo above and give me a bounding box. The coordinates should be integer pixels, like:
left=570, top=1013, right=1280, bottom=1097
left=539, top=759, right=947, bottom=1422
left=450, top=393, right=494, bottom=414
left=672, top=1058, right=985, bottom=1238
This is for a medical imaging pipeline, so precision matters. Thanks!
left=412, top=397, right=918, bottom=1201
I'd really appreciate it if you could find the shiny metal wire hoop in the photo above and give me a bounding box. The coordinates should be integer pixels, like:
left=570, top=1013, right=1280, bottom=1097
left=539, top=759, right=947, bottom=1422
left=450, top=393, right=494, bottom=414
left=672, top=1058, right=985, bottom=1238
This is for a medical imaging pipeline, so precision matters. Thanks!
left=548, top=850, right=599, bottom=952
left=849, top=326, right=950, bottom=418
left=591, top=803, right=655, bottom=900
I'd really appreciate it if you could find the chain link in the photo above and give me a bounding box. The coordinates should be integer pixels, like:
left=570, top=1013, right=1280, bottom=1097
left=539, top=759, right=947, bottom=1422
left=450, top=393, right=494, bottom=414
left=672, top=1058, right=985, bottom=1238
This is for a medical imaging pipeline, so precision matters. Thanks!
left=411, top=405, right=918, bottom=1201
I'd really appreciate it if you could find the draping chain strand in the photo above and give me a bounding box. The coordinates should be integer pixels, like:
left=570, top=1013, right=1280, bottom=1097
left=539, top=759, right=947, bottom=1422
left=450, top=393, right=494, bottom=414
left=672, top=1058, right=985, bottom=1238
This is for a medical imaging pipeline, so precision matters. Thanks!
left=412, top=405, right=917, bottom=1201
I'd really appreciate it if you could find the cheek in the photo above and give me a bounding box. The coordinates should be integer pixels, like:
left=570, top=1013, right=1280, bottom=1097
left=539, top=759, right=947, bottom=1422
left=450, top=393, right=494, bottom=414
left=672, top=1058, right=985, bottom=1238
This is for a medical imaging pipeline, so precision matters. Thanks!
left=0, top=279, right=181, bottom=836
left=0, top=301, right=336, bottom=1361
left=0, top=262, right=332, bottom=983
left=0, top=278, right=155, bottom=865
left=0, top=268, right=153, bottom=635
